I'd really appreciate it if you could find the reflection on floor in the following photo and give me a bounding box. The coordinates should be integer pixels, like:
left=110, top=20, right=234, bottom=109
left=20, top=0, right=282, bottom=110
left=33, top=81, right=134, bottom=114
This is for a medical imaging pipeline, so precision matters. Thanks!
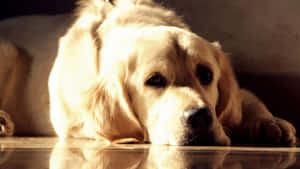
left=0, top=137, right=299, bottom=169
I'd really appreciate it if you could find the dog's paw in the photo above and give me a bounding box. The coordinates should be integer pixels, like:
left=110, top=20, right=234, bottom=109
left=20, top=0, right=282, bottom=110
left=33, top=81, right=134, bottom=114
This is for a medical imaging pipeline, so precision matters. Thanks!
left=0, top=110, right=14, bottom=136
left=251, top=117, right=296, bottom=146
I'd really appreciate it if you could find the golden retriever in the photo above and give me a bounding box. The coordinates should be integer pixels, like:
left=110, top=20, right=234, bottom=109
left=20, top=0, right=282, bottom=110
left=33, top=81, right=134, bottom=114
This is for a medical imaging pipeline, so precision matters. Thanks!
left=0, top=0, right=297, bottom=146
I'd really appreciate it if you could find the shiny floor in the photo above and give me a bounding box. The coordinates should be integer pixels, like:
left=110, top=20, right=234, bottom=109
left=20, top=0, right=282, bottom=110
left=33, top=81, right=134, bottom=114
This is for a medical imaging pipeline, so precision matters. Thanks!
left=0, top=138, right=300, bottom=169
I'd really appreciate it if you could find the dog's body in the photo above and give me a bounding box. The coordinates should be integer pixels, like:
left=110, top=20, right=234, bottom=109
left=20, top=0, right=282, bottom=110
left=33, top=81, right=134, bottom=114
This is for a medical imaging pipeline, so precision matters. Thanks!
left=0, top=0, right=296, bottom=146
left=0, top=15, right=74, bottom=135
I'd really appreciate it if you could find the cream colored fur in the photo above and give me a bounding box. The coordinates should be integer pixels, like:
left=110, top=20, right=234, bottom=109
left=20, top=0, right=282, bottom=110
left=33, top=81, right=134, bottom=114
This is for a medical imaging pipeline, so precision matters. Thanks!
left=0, top=0, right=296, bottom=146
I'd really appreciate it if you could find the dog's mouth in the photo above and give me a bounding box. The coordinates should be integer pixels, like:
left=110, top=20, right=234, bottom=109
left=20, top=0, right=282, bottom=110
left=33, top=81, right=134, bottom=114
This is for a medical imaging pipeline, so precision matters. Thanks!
left=179, top=107, right=231, bottom=146
left=145, top=106, right=231, bottom=146
left=180, top=120, right=231, bottom=146
left=146, top=123, right=231, bottom=146
left=182, top=131, right=231, bottom=146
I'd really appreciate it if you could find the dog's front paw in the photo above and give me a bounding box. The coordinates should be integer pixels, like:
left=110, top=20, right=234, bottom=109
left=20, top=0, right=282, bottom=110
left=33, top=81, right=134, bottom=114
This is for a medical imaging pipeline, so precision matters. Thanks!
left=251, top=117, right=296, bottom=146
left=0, top=110, right=14, bottom=136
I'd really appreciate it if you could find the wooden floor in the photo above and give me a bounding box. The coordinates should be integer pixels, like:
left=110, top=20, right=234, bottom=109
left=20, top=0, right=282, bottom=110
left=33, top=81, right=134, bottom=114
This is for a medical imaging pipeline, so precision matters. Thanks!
left=0, top=137, right=299, bottom=169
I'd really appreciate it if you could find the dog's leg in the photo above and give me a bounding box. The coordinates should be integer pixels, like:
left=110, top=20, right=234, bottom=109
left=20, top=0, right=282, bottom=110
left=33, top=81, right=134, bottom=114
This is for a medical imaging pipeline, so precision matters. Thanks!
left=0, top=38, right=29, bottom=136
left=239, top=89, right=297, bottom=146
left=0, top=110, right=14, bottom=136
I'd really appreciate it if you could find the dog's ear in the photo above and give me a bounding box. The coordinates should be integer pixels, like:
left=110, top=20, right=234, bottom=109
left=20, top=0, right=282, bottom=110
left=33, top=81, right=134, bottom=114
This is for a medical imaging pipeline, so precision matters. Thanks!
left=75, top=0, right=153, bottom=30
left=213, top=44, right=242, bottom=128
left=84, top=76, right=144, bottom=143
left=55, top=0, right=144, bottom=143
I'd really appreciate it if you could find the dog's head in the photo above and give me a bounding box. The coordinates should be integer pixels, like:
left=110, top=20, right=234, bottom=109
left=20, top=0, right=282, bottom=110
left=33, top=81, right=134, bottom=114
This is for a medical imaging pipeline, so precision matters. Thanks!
left=113, top=27, right=242, bottom=145
left=57, top=0, right=242, bottom=145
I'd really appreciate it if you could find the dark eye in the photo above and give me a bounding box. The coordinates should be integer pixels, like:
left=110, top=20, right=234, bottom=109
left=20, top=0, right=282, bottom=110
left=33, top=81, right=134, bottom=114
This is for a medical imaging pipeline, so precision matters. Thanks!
left=196, top=65, right=213, bottom=85
left=145, top=73, right=167, bottom=87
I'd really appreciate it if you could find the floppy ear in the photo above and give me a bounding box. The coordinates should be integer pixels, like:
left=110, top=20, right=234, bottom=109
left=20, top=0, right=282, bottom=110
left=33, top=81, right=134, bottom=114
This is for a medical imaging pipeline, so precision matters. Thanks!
left=84, top=76, right=144, bottom=143
left=53, top=0, right=143, bottom=142
left=213, top=44, right=242, bottom=128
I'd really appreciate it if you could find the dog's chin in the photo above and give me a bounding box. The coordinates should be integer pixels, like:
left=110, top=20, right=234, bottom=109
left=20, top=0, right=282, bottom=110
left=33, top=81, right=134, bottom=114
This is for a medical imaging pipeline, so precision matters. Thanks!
left=147, top=120, right=231, bottom=146
left=181, top=132, right=231, bottom=146
left=149, top=131, right=231, bottom=146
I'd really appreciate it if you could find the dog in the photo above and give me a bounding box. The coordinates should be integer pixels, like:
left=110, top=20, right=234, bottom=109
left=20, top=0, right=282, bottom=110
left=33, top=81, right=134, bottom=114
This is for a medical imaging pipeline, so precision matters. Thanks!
left=0, top=0, right=297, bottom=146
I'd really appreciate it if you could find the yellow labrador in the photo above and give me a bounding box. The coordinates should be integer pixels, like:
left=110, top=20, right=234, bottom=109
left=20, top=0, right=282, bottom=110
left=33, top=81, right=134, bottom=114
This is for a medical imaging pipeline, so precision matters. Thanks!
left=0, top=0, right=296, bottom=146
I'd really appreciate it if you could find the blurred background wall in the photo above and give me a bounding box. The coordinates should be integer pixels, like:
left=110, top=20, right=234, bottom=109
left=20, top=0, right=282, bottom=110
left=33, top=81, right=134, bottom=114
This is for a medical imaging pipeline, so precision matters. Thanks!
left=1, top=0, right=300, bottom=135
left=1, top=0, right=75, bottom=19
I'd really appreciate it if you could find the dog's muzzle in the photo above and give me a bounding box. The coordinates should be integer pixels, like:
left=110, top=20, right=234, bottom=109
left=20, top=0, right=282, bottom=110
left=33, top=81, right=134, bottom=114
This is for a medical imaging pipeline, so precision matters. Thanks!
left=182, top=107, right=229, bottom=146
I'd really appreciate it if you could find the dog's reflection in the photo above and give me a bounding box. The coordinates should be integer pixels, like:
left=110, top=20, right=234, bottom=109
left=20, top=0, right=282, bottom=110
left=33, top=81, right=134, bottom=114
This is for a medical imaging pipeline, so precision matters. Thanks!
left=50, top=141, right=296, bottom=169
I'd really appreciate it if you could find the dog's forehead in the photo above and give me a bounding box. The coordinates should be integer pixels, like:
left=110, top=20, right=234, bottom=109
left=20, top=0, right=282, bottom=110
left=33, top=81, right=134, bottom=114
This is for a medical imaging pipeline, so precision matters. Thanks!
left=100, top=26, right=218, bottom=74
left=133, top=28, right=178, bottom=62
left=131, top=27, right=216, bottom=62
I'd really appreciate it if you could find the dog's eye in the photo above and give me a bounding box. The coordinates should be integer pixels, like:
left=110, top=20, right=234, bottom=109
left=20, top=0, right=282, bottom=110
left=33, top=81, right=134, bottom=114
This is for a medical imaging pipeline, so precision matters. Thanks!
left=196, top=65, right=213, bottom=85
left=145, top=73, right=167, bottom=87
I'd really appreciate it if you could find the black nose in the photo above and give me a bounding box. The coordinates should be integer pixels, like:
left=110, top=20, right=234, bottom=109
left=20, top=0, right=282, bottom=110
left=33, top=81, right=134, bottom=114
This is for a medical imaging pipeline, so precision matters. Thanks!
left=183, top=107, right=213, bottom=129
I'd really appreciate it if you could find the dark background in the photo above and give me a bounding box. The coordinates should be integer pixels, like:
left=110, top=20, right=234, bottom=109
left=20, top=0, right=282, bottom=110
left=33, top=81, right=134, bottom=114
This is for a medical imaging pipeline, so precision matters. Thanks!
left=1, top=0, right=300, bottom=136
left=1, top=0, right=75, bottom=19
